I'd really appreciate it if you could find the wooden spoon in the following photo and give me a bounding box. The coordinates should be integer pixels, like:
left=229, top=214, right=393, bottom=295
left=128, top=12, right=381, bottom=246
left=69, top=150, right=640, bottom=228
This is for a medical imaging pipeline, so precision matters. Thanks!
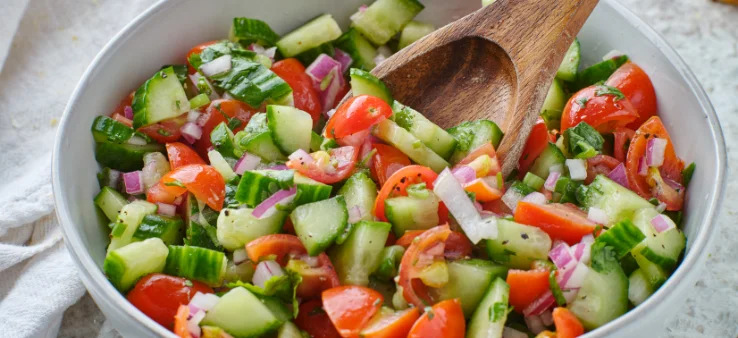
left=353, top=0, right=598, bottom=175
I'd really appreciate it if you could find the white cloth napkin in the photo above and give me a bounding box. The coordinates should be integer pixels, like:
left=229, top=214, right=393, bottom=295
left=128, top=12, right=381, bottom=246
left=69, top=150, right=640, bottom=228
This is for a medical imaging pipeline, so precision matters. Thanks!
left=0, top=0, right=156, bottom=337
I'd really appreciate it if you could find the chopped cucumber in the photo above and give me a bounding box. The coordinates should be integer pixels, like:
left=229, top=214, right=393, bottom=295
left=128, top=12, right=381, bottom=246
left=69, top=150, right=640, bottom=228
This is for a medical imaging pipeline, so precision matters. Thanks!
left=628, top=268, right=654, bottom=306
left=385, top=193, right=439, bottom=237
left=108, top=200, right=158, bottom=252
left=594, top=219, right=646, bottom=259
left=351, top=0, right=424, bottom=46
left=236, top=170, right=294, bottom=207
left=292, top=196, right=348, bottom=256
left=229, top=18, right=280, bottom=46
left=202, top=288, right=283, bottom=338
left=276, top=14, right=342, bottom=57
left=132, top=67, right=190, bottom=129
left=373, top=245, right=405, bottom=280
left=581, top=175, right=654, bottom=225
left=432, top=259, right=509, bottom=318
left=574, top=55, right=629, bottom=90
left=132, top=214, right=184, bottom=245
left=267, top=105, right=313, bottom=156
left=522, top=172, right=545, bottom=191
left=209, top=150, right=238, bottom=181
left=293, top=173, right=333, bottom=207
left=568, top=258, right=629, bottom=330
left=189, top=93, right=211, bottom=110
left=234, top=113, right=287, bottom=162
left=556, top=39, right=581, bottom=82
left=398, top=21, right=434, bottom=49
left=95, top=142, right=165, bottom=172
left=329, top=220, right=391, bottom=286
left=94, top=187, right=128, bottom=222
left=165, top=245, right=227, bottom=286
left=337, top=171, right=378, bottom=223
left=294, top=42, right=334, bottom=68
left=372, top=119, right=449, bottom=173
left=392, top=101, right=457, bottom=160
left=103, top=238, right=168, bottom=292
left=349, top=68, right=393, bottom=105
left=209, top=57, right=293, bottom=108
left=466, top=278, right=510, bottom=338
left=91, top=116, right=140, bottom=144
left=447, top=120, right=504, bottom=165
left=485, top=219, right=552, bottom=269
left=277, top=322, right=304, bottom=338
left=216, top=207, right=287, bottom=251
left=528, top=142, right=566, bottom=180
left=631, top=250, right=668, bottom=290
left=334, top=28, right=377, bottom=71
left=631, top=208, right=686, bottom=269
left=540, top=78, right=567, bottom=130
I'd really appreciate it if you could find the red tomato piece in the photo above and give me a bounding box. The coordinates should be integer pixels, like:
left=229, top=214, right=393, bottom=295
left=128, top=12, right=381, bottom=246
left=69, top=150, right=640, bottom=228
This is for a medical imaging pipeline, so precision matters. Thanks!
left=295, top=300, right=342, bottom=338
left=291, top=254, right=341, bottom=299
left=560, top=85, right=639, bottom=133
left=613, top=127, right=635, bottom=162
left=127, top=274, right=214, bottom=329
left=110, top=91, right=134, bottom=118
left=287, top=146, right=358, bottom=184
left=147, top=182, right=181, bottom=205
left=482, top=198, right=513, bottom=217
left=606, top=62, right=658, bottom=129
left=324, top=95, right=393, bottom=139
left=395, top=230, right=472, bottom=260
left=374, top=165, right=441, bottom=222
left=138, top=115, right=188, bottom=144
left=399, top=225, right=452, bottom=308
left=514, top=201, right=597, bottom=245
left=371, top=143, right=411, bottom=186
left=552, top=307, right=585, bottom=338
left=361, top=308, right=421, bottom=338
left=407, top=299, right=466, bottom=338
left=506, top=269, right=551, bottom=313
left=173, top=305, right=192, bottom=338
left=166, top=142, right=206, bottom=169
left=111, top=113, right=133, bottom=128
left=159, top=164, right=225, bottom=211
left=322, top=286, right=384, bottom=337
left=193, top=99, right=257, bottom=158
left=519, top=118, right=552, bottom=177
left=585, top=155, right=621, bottom=184
left=185, top=40, right=219, bottom=74
left=271, top=58, right=322, bottom=126
left=245, top=234, right=307, bottom=265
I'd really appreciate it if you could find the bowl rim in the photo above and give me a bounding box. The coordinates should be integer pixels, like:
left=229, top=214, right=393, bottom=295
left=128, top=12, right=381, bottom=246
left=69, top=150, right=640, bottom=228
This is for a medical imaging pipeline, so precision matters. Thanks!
left=51, top=0, right=727, bottom=337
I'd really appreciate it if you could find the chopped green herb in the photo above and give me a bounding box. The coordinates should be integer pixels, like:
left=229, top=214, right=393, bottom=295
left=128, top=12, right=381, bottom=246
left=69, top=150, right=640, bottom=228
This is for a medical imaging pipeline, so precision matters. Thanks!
left=577, top=97, right=589, bottom=108
left=164, top=180, right=185, bottom=188
left=157, top=129, right=172, bottom=137
left=184, top=279, right=193, bottom=287
left=425, top=307, right=435, bottom=320
left=594, top=84, right=626, bottom=101
left=682, top=162, right=696, bottom=187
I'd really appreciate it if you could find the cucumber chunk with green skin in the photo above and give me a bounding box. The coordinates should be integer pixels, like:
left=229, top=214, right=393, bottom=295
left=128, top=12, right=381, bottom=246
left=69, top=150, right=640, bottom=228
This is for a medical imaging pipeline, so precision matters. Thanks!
left=628, top=268, right=654, bottom=306
left=229, top=18, right=280, bottom=46
left=95, top=142, right=165, bottom=172
left=94, top=187, right=128, bottom=222
left=133, top=214, right=184, bottom=245
left=108, top=200, right=158, bottom=252
left=292, top=196, right=348, bottom=256
left=217, top=207, right=287, bottom=251
left=294, top=42, right=335, bottom=68
left=234, top=113, right=287, bottom=162
left=210, top=122, right=238, bottom=159
left=485, top=219, right=552, bottom=269
left=334, top=28, right=377, bottom=71
left=267, top=105, right=313, bottom=156
left=391, top=101, right=457, bottom=160
left=540, top=78, right=568, bottom=130
left=447, top=120, right=504, bottom=165
left=91, top=116, right=144, bottom=144
left=372, top=119, right=449, bottom=173
left=189, top=93, right=211, bottom=110
left=594, top=219, right=645, bottom=259
left=556, top=39, right=581, bottom=82
left=351, top=0, right=425, bottom=46
left=528, top=142, right=566, bottom=180
left=184, top=194, right=223, bottom=251
left=202, top=288, right=283, bottom=338
left=188, top=40, right=256, bottom=71
left=568, top=255, right=629, bottom=330
left=164, top=245, right=227, bottom=286
left=337, top=171, right=378, bottom=223
left=310, top=132, right=324, bottom=152
left=236, top=170, right=330, bottom=208
left=432, top=259, right=509, bottom=318
left=631, top=249, right=668, bottom=289
left=466, top=278, right=510, bottom=338
left=581, top=175, right=654, bottom=224
left=398, top=21, right=434, bottom=49
left=522, top=172, right=545, bottom=191
left=349, top=68, right=393, bottom=105
left=631, top=208, right=686, bottom=269
left=573, top=55, right=629, bottom=91
left=277, top=321, right=304, bottom=338
left=276, top=14, right=342, bottom=57
left=385, top=193, right=439, bottom=237
left=210, top=57, right=293, bottom=108
left=132, top=67, right=190, bottom=129
left=293, top=173, right=333, bottom=207
left=104, top=238, right=168, bottom=292
left=373, top=245, right=405, bottom=280
left=329, top=220, right=391, bottom=286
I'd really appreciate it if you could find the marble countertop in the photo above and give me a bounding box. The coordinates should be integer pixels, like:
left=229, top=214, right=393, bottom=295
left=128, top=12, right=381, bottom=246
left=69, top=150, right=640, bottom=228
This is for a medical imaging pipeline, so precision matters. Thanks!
left=57, top=0, right=738, bottom=337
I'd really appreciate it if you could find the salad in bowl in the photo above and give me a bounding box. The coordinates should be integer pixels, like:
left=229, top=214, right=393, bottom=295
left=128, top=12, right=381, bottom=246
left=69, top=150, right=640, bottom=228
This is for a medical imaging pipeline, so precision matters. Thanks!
left=89, top=0, right=694, bottom=337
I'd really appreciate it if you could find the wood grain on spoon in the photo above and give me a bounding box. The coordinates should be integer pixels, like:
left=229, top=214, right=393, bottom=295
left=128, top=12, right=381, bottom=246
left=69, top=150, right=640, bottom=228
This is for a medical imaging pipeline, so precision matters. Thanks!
left=348, top=0, right=599, bottom=175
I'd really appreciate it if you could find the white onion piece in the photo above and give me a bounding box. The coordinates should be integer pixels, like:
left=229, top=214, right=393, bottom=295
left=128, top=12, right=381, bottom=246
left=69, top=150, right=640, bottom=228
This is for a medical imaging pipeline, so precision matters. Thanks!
left=252, top=187, right=297, bottom=219
left=655, top=202, right=667, bottom=213
left=126, top=135, right=148, bottom=145
left=646, top=137, right=667, bottom=167
left=373, top=54, right=387, bottom=66
left=232, top=249, right=248, bottom=265
left=187, top=110, right=201, bottom=123
left=157, top=203, right=177, bottom=217
left=123, top=171, right=144, bottom=195
left=289, top=149, right=314, bottom=164
left=501, top=189, right=524, bottom=213
left=208, top=150, right=237, bottom=181
left=189, top=73, right=220, bottom=101
left=521, top=192, right=546, bottom=206
left=540, top=309, right=554, bottom=326
left=189, top=292, right=220, bottom=312
left=602, top=49, right=624, bottom=61
left=560, top=262, right=590, bottom=289
left=549, top=163, right=564, bottom=174
left=300, top=255, right=320, bottom=268
left=587, top=207, right=609, bottom=225
left=433, top=168, right=496, bottom=243
left=566, top=159, right=587, bottom=181
left=651, top=214, right=676, bottom=233
left=181, top=122, right=203, bottom=144
left=544, top=171, right=560, bottom=191
left=200, top=55, right=232, bottom=77
left=524, top=315, right=546, bottom=334
left=502, top=327, right=528, bottom=338
left=234, top=152, right=262, bottom=175
left=253, top=260, right=285, bottom=288
left=187, top=310, right=206, bottom=338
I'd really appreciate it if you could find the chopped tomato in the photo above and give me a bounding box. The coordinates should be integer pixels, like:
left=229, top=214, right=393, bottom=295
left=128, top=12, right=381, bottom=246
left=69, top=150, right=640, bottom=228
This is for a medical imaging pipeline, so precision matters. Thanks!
left=295, top=300, right=342, bottom=338
left=407, top=299, right=466, bottom=338
left=290, top=254, right=341, bottom=299
left=506, top=269, right=551, bottom=313
left=127, top=274, right=214, bottom=329
left=110, top=91, right=134, bottom=120
left=246, top=234, right=307, bottom=265
left=322, top=286, right=384, bottom=337
left=464, top=178, right=503, bottom=202
left=193, top=99, right=257, bottom=158
left=147, top=182, right=181, bottom=205
left=287, top=146, right=358, bottom=184
left=457, top=143, right=500, bottom=166
left=626, top=116, right=685, bottom=210
left=606, top=62, right=658, bottom=129
left=514, top=201, right=596, bottom=245
left=613, top=127, right=635, bottom=162
left=519, top=118, right=552, bottom=177
left=173, top=305, right=191, bottom=338
left=138, top=115, right=188, bottom=144
left=186, top=40, right=219, bottom=74
left=371, top=143, right=411, bottom=186
left=646, top=167, right=685, bottom=211
left=552, top=307, right=585, bottom=338
left=324, top=95, right=393, bottom=139
left=159, top=164, right=225, bottom=211
left=395, top=230, right=472, bottom=261
left=271, top=58, right=322, bottom=125
left=361, top=308, right=421, bottom=338
left=166, top=142, right=206, bottom=169
left=374, top=165, right=448, bottom=223
left=399, top=225, right=452, bottom=308
left=560, top=85, right=639, bottom=133
left=585, top=155, right=621, bottom=184
left=482, top=198, right=513, bottom=217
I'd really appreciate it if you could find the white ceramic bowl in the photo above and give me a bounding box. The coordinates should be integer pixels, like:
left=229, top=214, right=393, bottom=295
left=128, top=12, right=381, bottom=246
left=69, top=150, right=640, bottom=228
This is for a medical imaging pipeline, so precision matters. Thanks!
left=52, top=0, right=727, bottom=337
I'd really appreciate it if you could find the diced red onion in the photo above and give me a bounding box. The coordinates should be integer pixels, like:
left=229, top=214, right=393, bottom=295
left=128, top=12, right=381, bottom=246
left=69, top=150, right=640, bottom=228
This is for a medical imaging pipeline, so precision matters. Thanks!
left=181, top=122, right=202, bottom=144
left=289, top=149, right=314, bottom=165
left=433, top=168, right=496, bottom=243
left=559, top=262, right=590, bottom=289
left=651, top=214, right=676, bottom=233
left=123, top=171, right=144, bottom=195
left=655, top=202, right=667, bottom=213
left=646, top=138, right=667, bottom=167
left=200, top=54, right=232, bottom=77
left=549, top=163, right=564, bottom=173
left=544, top=172, right=560, bottom=191
left=451, top=166, right=476, bottom=185
left=157, top=203, right=177, bottom=217
left=252, top=187, right=297, bottom=219
left=234, top=152, right=262, bottom=175
left=607, top=162, right=629, bottom=188
left=663, top=177, right=684, bottom=191
left=502, top=327, right=528, bottom=338
left=348, top=206, right=364, bottom=224
left=334, top=48, right=354, bottom=73
left=189, top=73, right=220, bottom=101
left=566, top=159, right=587, bottom=181
left=306, top=54, right=343, bottom=84
left=350, top=4, right=368, bottom=21
left=602, top=49, right=624, bottom=61
left=123, top=106, right=133, bottom=120
left=320, top=68, right=343, bottom=112
left=524, top=315, right=546, bottom=334
left=266, top=164, right=288, bottom=171
left=253, top=260, right=285, bottom=288
left=126, top=135, right=148, bottom=145
left=638, top=157, right=648, bottom=176
left=522, top=192, right=546, bottom=206
left=187, top=311, right=205, bottom=338
left=549, top=241, right=574, bottom=269
left=187, top=110, right=201, bottom=123
left=572, top=234, right=594, bottom=264
left=188, top=292, right=220, bottom=312
left=540, top=309, right=554, bottom=326
left=587, top=207, right=609, bottom=225
left=524, top=291, right=555, bottom=317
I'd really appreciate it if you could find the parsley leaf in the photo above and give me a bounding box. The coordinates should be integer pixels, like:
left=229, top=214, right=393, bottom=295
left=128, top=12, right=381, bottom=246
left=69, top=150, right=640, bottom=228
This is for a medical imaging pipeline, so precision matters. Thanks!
left=594, top=85, right=626, bottom=101
left=564, top=121, right=604, bottom=159
left=577, top=97, right=589, bottom=108
left=590, top=241, right=618, bottom=273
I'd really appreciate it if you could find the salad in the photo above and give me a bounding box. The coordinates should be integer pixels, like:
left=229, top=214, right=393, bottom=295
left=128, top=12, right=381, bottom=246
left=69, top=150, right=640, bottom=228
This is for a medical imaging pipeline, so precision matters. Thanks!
left=91, top=0, right=695, bottom=337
